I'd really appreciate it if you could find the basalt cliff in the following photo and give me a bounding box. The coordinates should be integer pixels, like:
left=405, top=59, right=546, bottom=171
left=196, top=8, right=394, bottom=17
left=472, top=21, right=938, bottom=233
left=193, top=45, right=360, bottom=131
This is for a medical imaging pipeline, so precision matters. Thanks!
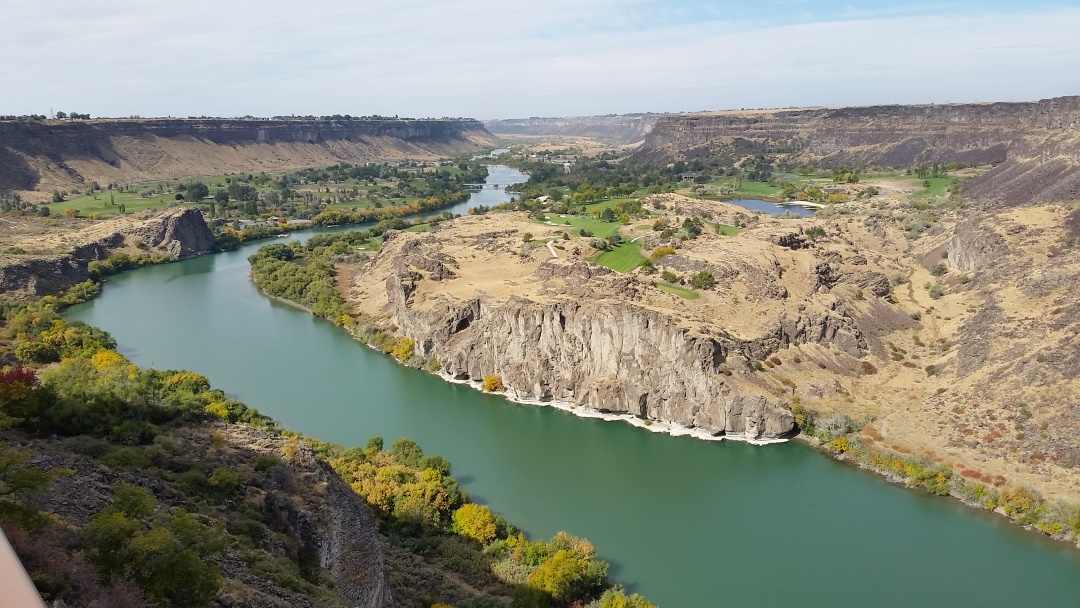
left=0, top=207, right=214, bottom=299
left=0, top=118, right=495, bottom=198
left=639, top=96, right=1080, bottom=205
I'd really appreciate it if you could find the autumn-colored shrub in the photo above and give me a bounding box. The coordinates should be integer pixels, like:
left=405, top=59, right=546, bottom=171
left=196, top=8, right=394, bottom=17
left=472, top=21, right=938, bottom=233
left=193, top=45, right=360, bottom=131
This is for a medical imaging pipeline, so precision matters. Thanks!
left=452, top=503, right=496, bottom=544
left=482, top=375, right=504, bottom=392
left=649, top=246, right=676, bottom=261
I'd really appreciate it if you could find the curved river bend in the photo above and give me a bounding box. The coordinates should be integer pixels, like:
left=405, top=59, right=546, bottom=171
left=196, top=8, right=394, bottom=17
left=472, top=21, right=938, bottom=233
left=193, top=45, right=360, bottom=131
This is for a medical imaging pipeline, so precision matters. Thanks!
left=68, top=166, right=1080, bottom=607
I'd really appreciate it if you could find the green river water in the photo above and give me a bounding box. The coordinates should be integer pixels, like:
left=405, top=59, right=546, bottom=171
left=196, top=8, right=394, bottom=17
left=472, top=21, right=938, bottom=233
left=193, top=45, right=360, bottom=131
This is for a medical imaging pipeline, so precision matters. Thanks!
left=66, top=167, right=1080, bottom=607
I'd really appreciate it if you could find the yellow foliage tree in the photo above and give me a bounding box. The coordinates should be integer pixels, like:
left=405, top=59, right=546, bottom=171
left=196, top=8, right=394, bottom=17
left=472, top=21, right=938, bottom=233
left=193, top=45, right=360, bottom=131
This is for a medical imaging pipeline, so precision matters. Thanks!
left=482, top=375, right=504, bottom=392
left=453, top=503, right=496, bottom=544
left=390, top=337, right=415, bottom=362
left=205, top=402, right=230, bottom=420
left=282, top=436, right=300, bottom=461
left=90, top=350, right=125, bottom=370
left=526, top=550, right=587, bottom=602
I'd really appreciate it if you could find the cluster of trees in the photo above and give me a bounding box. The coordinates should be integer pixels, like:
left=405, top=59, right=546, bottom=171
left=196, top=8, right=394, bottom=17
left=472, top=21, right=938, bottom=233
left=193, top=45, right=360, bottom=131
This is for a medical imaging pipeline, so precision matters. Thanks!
left=913, top=162, right=954, bottom=179
left=87, top=252, right=171, bottom=281
left=288, top=160, right=487, bottom=187
left=309, top=189, right=467, bottom=226
left=330, top=437, right=634, bottom=607
left=248, top=242, right=350, bottom=321
left=0, top=114, right=48, bottom=121
left=53, top=111, right=91, bottom=120
left=0, top=191, right=28, bottom=212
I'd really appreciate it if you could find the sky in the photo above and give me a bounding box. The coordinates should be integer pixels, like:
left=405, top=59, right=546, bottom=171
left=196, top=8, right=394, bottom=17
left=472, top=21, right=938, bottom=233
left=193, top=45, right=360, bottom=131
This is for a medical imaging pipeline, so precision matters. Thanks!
left=2, top=0, right=1079, bottom=119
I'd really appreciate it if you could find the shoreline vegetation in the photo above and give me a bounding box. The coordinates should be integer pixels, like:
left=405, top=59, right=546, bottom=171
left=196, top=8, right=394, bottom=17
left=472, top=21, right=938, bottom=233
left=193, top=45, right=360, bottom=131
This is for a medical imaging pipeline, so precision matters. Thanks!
left=1, top=255, right=657, bottom=606
left=245, top=232, right=1080, bottom=553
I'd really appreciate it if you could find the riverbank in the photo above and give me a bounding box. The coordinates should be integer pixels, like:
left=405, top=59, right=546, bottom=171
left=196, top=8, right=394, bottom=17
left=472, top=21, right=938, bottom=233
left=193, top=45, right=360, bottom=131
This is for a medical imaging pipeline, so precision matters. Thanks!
left=438, top=372, right=789, bottom=446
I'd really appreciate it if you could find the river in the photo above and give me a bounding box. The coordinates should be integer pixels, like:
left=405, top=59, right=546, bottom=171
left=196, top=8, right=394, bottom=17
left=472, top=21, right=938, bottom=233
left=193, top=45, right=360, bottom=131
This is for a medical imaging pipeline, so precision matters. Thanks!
left=67, top=166, right=1080, bottom=607
left=725, top=198, right=817, bottom=217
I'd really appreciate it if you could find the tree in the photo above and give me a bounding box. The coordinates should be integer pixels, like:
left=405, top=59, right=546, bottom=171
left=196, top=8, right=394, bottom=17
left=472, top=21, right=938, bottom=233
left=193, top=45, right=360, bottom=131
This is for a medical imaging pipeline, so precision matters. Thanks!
left=600, top=207, right=615, bottom=222
left=690, top=271, right=716, bottom=289
left=390, top=437, right=424, bottom=468
left=186, top=182, right=209, bottom=201
left=453, top=503, right=496, bottom=544
left=55, top=111, right=66, bottom=119
left=526, top=550, right=588, bottom=602
left=597, top=588, right=658, bottom=608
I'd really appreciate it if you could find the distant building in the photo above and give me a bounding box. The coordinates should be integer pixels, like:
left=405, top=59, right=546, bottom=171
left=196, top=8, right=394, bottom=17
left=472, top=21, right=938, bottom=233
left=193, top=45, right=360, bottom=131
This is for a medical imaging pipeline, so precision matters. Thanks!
left=680, top=172, right=699, bottom=182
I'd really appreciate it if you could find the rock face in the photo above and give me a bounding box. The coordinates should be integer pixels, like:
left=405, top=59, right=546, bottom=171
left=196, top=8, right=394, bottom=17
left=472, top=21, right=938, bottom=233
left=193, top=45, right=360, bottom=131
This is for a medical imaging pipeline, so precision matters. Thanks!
left=0, top=207, right=214, bottom=299
left=949, top=219, right=1008, bottom=272
left=0, top=118, right=495, bottom=194
left=400, top=294, right=798, bottom=438
left=639, top=96, right=1080, bottom=203
left=126, top=206, right=216, bottom=260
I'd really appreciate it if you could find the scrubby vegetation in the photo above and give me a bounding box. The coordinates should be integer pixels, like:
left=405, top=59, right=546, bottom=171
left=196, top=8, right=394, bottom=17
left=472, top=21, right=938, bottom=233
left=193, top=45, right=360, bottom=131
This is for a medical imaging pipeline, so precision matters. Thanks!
left=792, top=396, right=1080, bottom=541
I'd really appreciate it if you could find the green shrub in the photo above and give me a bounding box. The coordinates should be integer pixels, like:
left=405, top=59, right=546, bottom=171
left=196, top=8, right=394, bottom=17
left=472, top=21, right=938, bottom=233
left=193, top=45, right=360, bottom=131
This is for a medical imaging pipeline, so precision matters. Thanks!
left=390, top=437, right=424, bottom=468
left=690, top=271, right=716, bottom=289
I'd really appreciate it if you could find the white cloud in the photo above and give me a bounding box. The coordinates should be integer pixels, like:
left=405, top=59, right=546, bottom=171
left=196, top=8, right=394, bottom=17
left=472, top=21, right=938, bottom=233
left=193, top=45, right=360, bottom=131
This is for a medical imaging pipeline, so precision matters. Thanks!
left=0, top=1, right=1077, bottom=118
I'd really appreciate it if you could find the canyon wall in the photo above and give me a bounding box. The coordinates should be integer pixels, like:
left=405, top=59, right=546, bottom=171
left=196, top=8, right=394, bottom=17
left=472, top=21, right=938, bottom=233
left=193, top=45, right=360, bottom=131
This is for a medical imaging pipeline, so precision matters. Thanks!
left=639, top=96, right=1080, bottom=203
left=484, top=114, right=661, bottom=143
left=0, top=118, right=495, bottom=195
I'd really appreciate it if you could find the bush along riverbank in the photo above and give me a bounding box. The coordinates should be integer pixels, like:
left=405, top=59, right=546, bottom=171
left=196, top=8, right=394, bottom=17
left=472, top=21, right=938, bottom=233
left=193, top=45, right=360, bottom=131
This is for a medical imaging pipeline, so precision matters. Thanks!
left=792, top=398, right=1080, bottom=542
left=1, top=285, right=657, bottom=607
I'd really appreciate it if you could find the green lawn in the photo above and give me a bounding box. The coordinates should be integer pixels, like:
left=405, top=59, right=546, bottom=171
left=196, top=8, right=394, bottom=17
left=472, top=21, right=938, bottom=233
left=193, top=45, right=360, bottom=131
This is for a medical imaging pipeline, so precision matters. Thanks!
left=47, top=191, right=197, bottom=217
left=913, top=177, right=953, bottom=199
left=589, top=241, right=643, bottom=273
left=581, top=198, right=640, bottom=214
left=713, top=223, right=740, bottom=236
left=656, top=282, right=699, bottom=300
left=534, top=214, right=621, bottom=238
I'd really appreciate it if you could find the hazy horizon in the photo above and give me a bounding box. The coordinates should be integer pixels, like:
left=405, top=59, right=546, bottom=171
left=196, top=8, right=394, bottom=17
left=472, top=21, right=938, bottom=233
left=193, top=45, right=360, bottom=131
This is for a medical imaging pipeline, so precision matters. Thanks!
left=2, top=0, right=1079, bottom=120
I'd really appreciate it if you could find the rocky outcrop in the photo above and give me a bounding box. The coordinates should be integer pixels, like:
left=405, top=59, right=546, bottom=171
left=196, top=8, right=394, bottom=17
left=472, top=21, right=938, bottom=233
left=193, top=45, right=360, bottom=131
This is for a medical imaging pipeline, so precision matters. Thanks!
left=127, top=207, right=215, bottom=260
left=949, top=219, right=1007, bottom=272
left=0, top=207, right=214, bottom=299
